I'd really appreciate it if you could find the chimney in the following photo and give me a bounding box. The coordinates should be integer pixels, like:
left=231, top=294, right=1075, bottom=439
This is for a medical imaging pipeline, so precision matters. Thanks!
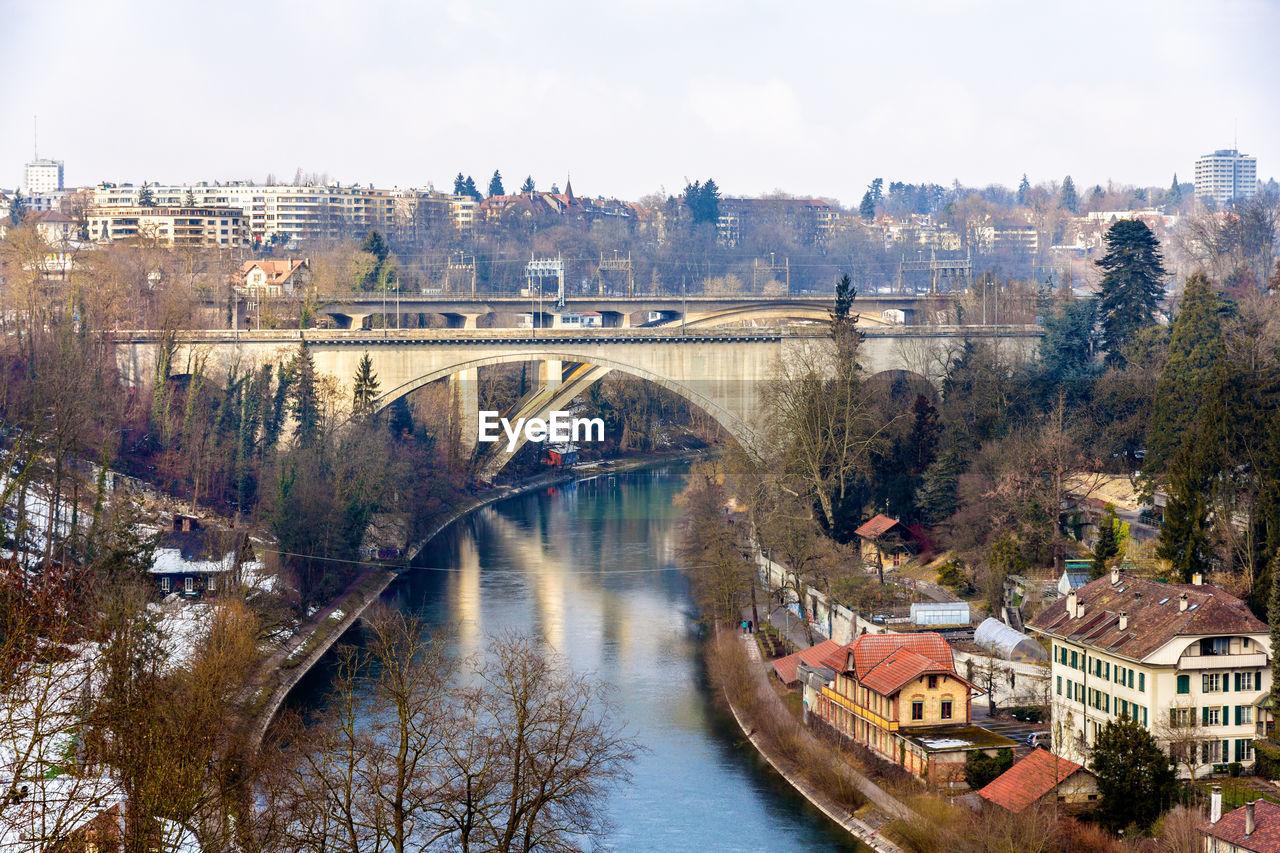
left=1110, top=567, right=1120, bottom=585
left=1076, top=602, right=1087, bottom=620
left=1246, top=800, right=1256, bottom=836
left=1193, top=572, right=1204, bottom=586
left=1066, top=590, right=1077, bottom=618
left=1180, top=593, right=1189, bottom=612
left=1118, top=611, right=1128, bottom=631
left=1211, top=786, right=1222, bottom=824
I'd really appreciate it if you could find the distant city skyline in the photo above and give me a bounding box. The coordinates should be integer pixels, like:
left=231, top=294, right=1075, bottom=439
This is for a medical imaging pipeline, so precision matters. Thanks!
left=2, top=0, right=1277, bottom=207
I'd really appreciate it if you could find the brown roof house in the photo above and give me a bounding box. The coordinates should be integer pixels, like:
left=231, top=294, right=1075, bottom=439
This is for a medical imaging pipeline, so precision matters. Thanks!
left=1028, top=568, right=1270, bottom=776
left=235, top=258, right=311, bottom=298
left=854, top=514, right=915, bottom=572
left=813, top=633, right=1015, bottom=785
left=1201, top=787, right=1280, bottom=852
left=978, top=748, right=1099, bottom=814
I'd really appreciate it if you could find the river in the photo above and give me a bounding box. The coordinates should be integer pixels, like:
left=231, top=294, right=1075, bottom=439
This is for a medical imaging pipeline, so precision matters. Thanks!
left=299, top=464, right=865, bottom=851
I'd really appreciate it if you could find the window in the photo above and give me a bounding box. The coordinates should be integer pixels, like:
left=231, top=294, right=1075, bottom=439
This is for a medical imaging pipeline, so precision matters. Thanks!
left=1139, top=672, right=1145, bottom=692
left=1203, top=673, right=1223, bottom=693
left=911, top=701, right=923, bottom=721
left=928, top=676, right=938, bottom=689
left=1202, top=740, right=1222, bottom=763
left=207, top=574, right=216, bottom=593
left=1170, top=707, right=1191, bottom=727
left=1177, top=674, right=1190, bottom=694
left=160, top=576, right=171, bottom=593
left=1056, top=676, right=1062, bottom=696
left=1070, top=651, right=1078, bottom=669
left=1237, top=706, right=1253, bottom=726
left=1235, top=671, right=1257, bottom=691
left=1205, top=706, right=1222, bottom=726
left=1201, top=637, right=1230, bottom=656
left=184, top=576, right=194, bottom=593
left=941, top=700, right=953, bottom=720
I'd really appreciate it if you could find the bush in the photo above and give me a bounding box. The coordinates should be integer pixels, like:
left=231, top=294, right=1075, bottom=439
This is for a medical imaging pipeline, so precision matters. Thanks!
left=1229, top=761, right=1243, bottom=778
left=964, top=748, right=1013, bottom=790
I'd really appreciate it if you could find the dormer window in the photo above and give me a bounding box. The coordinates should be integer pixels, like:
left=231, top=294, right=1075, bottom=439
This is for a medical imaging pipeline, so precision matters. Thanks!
left=927, top=675, right=938, bottom=689
left=1200, top=637, right=1230, bottom=656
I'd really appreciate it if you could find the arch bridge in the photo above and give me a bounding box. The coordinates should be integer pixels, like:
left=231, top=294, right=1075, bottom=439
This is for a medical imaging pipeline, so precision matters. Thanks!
left=113, top=324, right=1041, bottom=478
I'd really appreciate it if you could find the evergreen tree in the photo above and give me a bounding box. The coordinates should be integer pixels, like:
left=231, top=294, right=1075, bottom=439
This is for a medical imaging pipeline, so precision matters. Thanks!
left=1059, top=175, right=1079, bottom=213
left=1145, top=273, right=1225, bottom=477
left=868, top=177, right=884, bottom=204
left=1038, top=297, right=1097, bottom=391
left=1167, top=173, right=1182, bottom=205
left=487, top=170, right=505, bottom=197
left=183, top=186, right=196, bottom=206
left=8, top=189, right=26, bottom=225
left=1096, top=219, right=1167, bottom=367
left=916, top=444, right=964, bottom=524
left=520, top=175, right=535, bottom=193
left=289, top=341, right=320, bottom=447
left=352, top=352, right=379, bottom=420
left=453, top=173, right=466, bottom=195
left=829, top=273, right=859, bottom=364
left=1017, top=174, right=1031, bottom=206
left=461, top=175, right=480, bottom=200
left=1157, top=437, right=1214, bottom=583
left=137, top=181, right=156, bottom=207
left=859, top=191, right=875, bottom=220
left=1091, top=507, right=1120, bottom=578
left=1089, top=715, right=1178, bottom=831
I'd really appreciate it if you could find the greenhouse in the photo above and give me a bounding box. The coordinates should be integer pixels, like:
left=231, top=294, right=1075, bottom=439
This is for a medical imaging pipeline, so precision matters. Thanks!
left=973, top=617, right=1048, bottom=662
left=909, top=601, right=970, bottom=626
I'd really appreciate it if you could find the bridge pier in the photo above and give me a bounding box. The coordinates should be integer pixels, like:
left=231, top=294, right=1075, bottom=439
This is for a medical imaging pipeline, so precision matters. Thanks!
left=450, top=367, right=480, bottom=453
left=443, top=312, right=482, bottom=329
left=538, top=359, right=565, bottom=389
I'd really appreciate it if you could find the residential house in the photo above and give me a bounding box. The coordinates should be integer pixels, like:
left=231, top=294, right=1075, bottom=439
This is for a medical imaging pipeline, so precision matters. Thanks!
left=149, top=515, right=245, bottom=599
left=813, top=633, right=1014, bottom=784
left=1201, top=788, right=1280, bottom=853
left=978, top=748, right=1099, bottom=814
left=1028, top=569, right=1270, bottom=776
left=854, top=514, right=915, bottom=569
left=235, top=258, right=311, bottom=298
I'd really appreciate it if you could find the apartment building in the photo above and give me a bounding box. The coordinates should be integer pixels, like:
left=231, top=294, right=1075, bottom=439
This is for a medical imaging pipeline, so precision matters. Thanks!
left=23, top=158, right=64, bottom=194
left=1195, top=149, right=1258, bottom=207
left=86, top=206, right=248, bottom=248
left=90, top=183, right=445, bottom=244
left=1028, top=569, right=1269, bottom=777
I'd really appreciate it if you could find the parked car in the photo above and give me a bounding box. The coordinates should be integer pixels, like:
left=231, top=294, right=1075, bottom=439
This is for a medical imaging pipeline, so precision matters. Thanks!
left=1026, top=732, right=1049, bottom=749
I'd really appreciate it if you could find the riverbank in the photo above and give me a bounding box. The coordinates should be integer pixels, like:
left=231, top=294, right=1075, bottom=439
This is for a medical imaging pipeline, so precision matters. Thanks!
left=243, top=447, right=713, bottom=751
left=706, top=629, right=915, bottom=853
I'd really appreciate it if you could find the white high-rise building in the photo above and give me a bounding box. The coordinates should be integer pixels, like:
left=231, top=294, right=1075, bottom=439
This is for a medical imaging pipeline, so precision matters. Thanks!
left=22, top=158, right=64, bottom=195
left=1194, top=148, right=1257, bottom=207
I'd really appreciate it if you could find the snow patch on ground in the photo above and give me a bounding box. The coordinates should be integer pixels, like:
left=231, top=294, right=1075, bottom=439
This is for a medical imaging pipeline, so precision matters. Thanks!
left=918, top=738, right=974, bottom=749
left=152, top=601, right=211, bottom=669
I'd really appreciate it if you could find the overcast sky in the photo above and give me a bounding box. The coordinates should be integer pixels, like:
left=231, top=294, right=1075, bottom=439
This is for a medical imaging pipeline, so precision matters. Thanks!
left=3, top=0, right=1277, bottom=207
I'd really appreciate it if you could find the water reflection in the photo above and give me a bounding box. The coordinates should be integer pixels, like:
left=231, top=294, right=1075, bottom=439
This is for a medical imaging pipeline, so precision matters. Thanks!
left=392, top=467, right=865, bottom=852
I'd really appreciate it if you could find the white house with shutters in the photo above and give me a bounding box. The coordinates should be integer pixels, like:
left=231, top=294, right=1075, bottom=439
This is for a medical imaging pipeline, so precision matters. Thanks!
left=1028, top=568, right=1270, bottom=778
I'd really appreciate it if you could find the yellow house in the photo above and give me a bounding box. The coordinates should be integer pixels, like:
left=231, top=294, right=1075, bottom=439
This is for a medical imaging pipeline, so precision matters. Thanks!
left=814, top=633, right=1014, bottom=784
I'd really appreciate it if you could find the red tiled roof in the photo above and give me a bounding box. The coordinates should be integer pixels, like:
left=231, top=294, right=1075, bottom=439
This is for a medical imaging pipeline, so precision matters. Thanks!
left=772, top=639, right=842, bottom=685
left=1027, top=573, right=1267, bottom=661
left=859, top=648, right=954, bottom=695
left=818, top=633, right=962, bottom=697
left=854, top=514, right=904, bottom=539
left=1200, top=800, right=1280, bottom=851
left=978, top=749, right=1088, bottom=813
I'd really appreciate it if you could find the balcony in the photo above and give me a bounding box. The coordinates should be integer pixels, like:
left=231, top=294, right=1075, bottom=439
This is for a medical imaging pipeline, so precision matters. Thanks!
left=1178, top=652, right=1267, bottom=670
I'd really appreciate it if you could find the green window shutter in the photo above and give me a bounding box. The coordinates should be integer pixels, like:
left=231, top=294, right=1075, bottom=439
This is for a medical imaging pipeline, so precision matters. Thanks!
left=1235, top=706, right=1241, bottom=726
left=1177, top=674, right=1189, bottom=694
left=1234, top=672, right=1241, bottom=691
left=1105, top=694, right=1110, bottom=713
left=1203, top=706, right=1209, bottom=726
left=1236, top=739, right=1244, bottom=762
left=1224, top=674, right=1231, bottom=693
left=1105, top=662, right=1110, bottom=680
left=1143, top=706, right=1148, bottom=726
left=1139, top=672, right=1145, bottom=692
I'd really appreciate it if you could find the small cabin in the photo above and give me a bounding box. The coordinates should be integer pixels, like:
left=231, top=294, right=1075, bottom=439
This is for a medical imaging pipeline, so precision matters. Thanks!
left=543, top=443, right=579, bottom=467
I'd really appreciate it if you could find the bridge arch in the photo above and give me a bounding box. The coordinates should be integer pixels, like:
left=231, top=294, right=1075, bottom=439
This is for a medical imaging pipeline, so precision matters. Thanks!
left=679, top=304, right=891, bottom=329
left=370, top=349, right=757, bottom=450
